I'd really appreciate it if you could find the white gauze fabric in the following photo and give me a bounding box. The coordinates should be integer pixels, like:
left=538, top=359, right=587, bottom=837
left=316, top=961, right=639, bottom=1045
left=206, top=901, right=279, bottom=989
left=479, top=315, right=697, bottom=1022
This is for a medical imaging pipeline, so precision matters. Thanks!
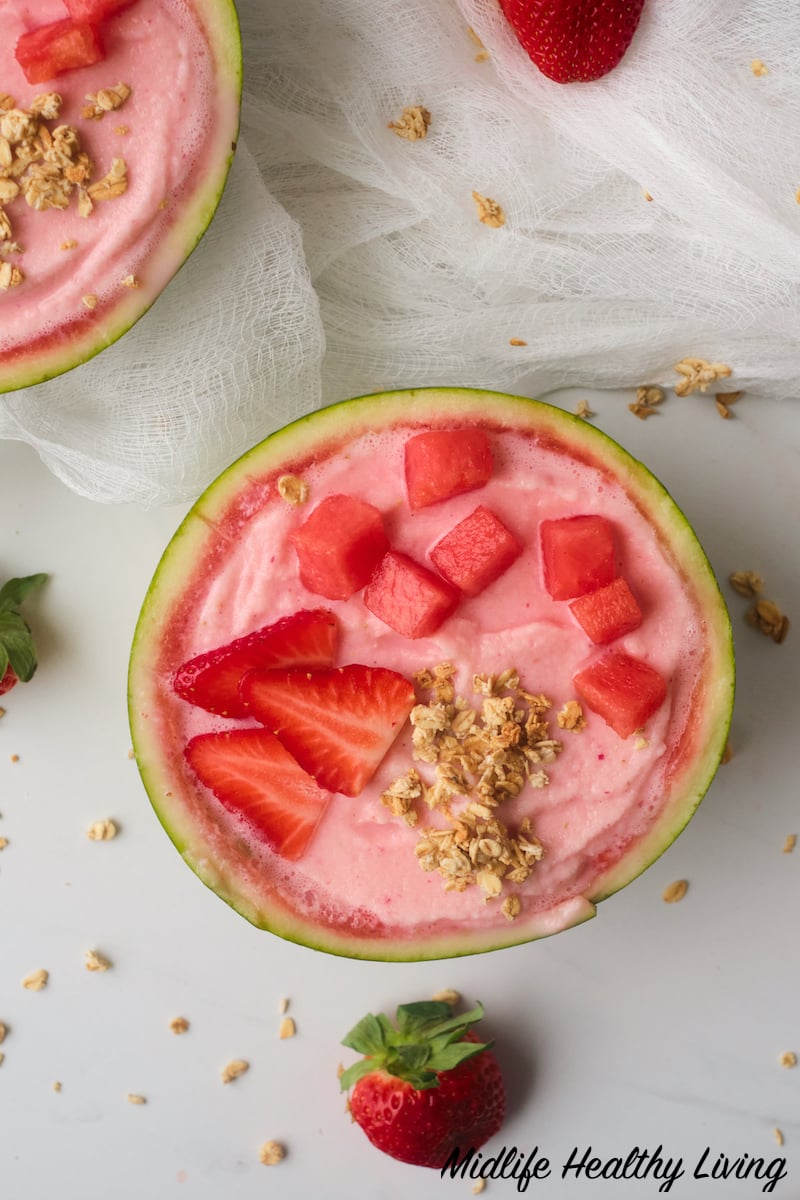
left=3, top=0, right=800, bottom=503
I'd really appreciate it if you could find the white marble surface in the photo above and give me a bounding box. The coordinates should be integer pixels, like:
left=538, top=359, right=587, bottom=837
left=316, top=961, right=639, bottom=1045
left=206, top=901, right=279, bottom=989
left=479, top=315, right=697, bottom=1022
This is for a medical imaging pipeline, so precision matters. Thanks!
left=0, top=386, right=797, bottom=1199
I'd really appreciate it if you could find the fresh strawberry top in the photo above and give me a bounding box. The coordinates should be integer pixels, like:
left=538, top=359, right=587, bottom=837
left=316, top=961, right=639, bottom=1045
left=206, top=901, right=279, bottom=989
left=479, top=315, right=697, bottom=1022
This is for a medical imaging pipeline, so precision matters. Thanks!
left=0, top=574, right=48, bottom=692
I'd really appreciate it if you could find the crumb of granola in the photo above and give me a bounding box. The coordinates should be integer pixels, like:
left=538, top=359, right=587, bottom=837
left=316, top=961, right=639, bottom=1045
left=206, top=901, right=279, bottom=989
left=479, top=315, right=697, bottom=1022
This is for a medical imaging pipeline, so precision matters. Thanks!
left=643, top=189, right=654, bottom=202
left=629, top=385, right=664, bottom=419
left=127, top=1093, right=146, bottom=1105
left=388, top=106, right=431, bottom=141
left=85, top=949, right=112, bottom=972
left=60, top=239, right=78, bottom=251
left=22, top=968, right=48, bottom=991
left=0, top=261, right=24, bottom=290
left=0, top=837, right=8, bottom=851
left=633, top=735, right=649, bottom=750
left=782, top=834, right=796, bottom=854
left=53, top=1080, right=62, bottom=1092
left=751, top=59, right=769, bottom=76
left=87, top=157, right=128, bottom=202
left=729, top=570, right=763, bottom=599
left=10, top=753, right=19, bottom=763
left=170, top=1016, right=190, bottom=1034
left=721, top=740, right=733, bottom=765
left=745, top=598, right=789, bottom=644
left=779, top=1051, right=797, bottom=1069
left=431, top=988, right=461, bottom=1006
left=221, top=1058, right=249, bottom=1084
left=279, top=1017, right=296, bottom=1039
left=0, top=707, right=5, bottom=718
left=82, top=293, right=98, bottom=310
left=81, top=82, right=131, bottom=121
left=380, top=769, right=422, bottom=826
left=0, top=1052, right=4, bottom=1068
left=0, top=1023, right=7, bottom=1044
left=87, top=818, right=118, bottom=841
left=277, top=474, right=310, bottom=506
left=557, top=700, right=585, bottom=732
left=114, top=125, right=129, bottom=136
left=472, top=1179, right=487, bottom=1195
left=508, top=337, right=527, bottom=347
left=715, top=391, right=742, bottom=421
left=472, top=191, right=505, bottom=228
left=121, top=274, right=140, bottom=289
left=259, top=1140, right=286, bottom=1166
left=278, top=996, right=289, bottom=1014
left=501, top=895, right=521, bottom=921
left=662, top=879, right=688, bottom=904
left=575, top=399, right=594, bottom=419
left=467, top=27, right=490, bottom=62
left=673, top=358, right=732, bottom=396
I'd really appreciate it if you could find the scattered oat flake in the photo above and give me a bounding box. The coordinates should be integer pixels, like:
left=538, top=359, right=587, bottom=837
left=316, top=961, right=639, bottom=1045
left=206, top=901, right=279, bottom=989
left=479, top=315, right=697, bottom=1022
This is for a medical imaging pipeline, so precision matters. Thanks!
left=643, top=189, right=654, bottom=202
left=751, top=59, right=769, bottom=76
left=87, top=818, right=118, bottom=841
left=85, top=949, right=112, bottom=972
left=634, top=736, right=649, bottom=750
left=170, top=1016, right=190, bottom=1034
left=127, top=1093, right=147, bottom=1105
left=729, top=570, right=763, bottom=599
left=221, top=1058, right=249, bottom=1084
left=53, top=1080, right=62, bottom=1092
left=388, top=105, right=431, bottom=141
left=662, top=879, right=688, bottom=904
left=467, top=27, right=490, bottom=62
left=10, top=753, right=19, bottom=763
left=472, top=1180, right=487, bottom=1195
left=501, top=895, right=521, bottom=921
left=82, top=293, right=98, bottom=310
left=673, top=357, right=732, bottom=396
left=779, top=1051, right=797, bottom=1069
left=278, top=997, right=289, bottom=1014
left=508, top=337, right=527, bottom=347
left=259, top=1140, right=285, bottom=1166
left=81, top=82, right=131, bottom=121
left=114, top=124, right=129, bottom=136
left=0, top=1052, right=4, bottom=1068
left=0, top=837, right=8, bottom=851
left=22, top=969, right=48, bottom=991
left=782, top=834, right=796, bottom=854
left=277, top=474, right=310, bottom=506
left=557, top=700, right=585, bottom=732
left=279, top=1016, right=296, bottom=1040
left=472, top=191, right=505, bottom=228
left=121, top=274, right=139, bottom=289
left=629, top=385, right=664, bottom=419
left=0, top=1023, right=6, bottom=1044
left=431, top=988, right=461, bottom=1006
left=575, top=399, right=594, bottom=419
left=60, top=239, right=78, bottom=251
left=745, top=598, right=789, bottom=644
left=0, top=706, right=5, bottom=718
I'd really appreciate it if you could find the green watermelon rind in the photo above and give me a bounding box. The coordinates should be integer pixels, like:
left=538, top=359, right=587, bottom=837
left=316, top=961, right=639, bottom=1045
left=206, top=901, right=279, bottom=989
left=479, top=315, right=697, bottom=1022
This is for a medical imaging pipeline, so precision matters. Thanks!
left=0, top=0, right=242, bottom=396
left=128, top=387, right=735, bottom=961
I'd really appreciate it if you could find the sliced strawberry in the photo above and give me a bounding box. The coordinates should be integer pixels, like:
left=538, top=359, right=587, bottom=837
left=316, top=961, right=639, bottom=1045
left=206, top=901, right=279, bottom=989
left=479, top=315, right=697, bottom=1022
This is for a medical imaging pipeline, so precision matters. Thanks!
left=241, top=664, right=415, bottom=797
left=63, top=0, right=136, bottom=19
left=498, top=0, right=646, bottom=84
left=173, top=609, right=338, bottom=718
left=15, top=20, right=104, bottom=86
left=184, top=728, right=330, bottom=861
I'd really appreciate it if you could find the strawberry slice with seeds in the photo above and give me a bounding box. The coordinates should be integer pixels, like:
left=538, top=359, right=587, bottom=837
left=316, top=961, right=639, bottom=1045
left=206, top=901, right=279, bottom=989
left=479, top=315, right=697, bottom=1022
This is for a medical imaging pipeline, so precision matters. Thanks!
left=241, top=664, right=415, bottom=797
left=173, top=609, right=338, bottom=718
left=499, top=0, right=646, bottom=84
left=185, top=728, right=331, bottom=861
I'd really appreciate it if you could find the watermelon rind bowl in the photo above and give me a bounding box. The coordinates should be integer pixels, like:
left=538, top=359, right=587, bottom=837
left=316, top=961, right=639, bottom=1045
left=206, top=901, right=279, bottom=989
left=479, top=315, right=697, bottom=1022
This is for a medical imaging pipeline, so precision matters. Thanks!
left=128, top=387, right=734, bottom=961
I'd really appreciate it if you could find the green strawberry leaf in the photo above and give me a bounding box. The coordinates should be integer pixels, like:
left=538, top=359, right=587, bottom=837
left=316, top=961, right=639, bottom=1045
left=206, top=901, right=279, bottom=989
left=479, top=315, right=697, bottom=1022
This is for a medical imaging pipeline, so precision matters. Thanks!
left=395, top=1001, right=451, bottom=1036
left=0, top=574, right=48, bottom=613
left=393, top=1043, right=431, bottom=1071
left=426, top=1039, right=492, bottom=1073
left=341, top=1012, right=388, bottom=1057
left=338, top=1057, right=382, bottom=1091
left=0, top=611, right=37, bottom=682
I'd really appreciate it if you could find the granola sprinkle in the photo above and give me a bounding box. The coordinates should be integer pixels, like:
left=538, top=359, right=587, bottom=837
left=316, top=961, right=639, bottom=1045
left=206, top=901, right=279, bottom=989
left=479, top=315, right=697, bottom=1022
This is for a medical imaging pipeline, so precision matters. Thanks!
left=629, top=385, right=664, bottom=419
left=729, top=570, right=764, bottom=600
left=279, top=1016, right=296, bottom=1039
left=575, top=399, right=594, bottom=419
left=779, top=1051, right=797, bottom=1069
left=745, top=598, right=789, bottom=644
left=127, top=1093, right=147, bottom=1105
left=277, top=474, right=310, bottom=506
left=170, top=1016, right=190, bottom=1034
left=782, top=834, right=796, bottom=854
left=431, top=988, right=461, bottom=1006
left=509, top=337, right=527, bottom=347
left=87, top=818, right=118, bottom=841
left=388, top=106, right=431, bottom=141
left=81, top=82, right=131, bottom=122
left=751, top=59, right=769, bottom=76
left=472, top=191, right=506, bottom=228
left=221, top=1058, right=250, bottom=1084
left=673, top=357, right=732, bottom=396
left=662, top=879, right=688, bottom=904
left=22, top=968, right=49, bottom=991
left=85, top=949, right=112, bottom=972
left=467, top=27, right=490, bottom=63
left=556, top=700, right=585, bottom=732
left=259, top=1140, right=286, bottom=1165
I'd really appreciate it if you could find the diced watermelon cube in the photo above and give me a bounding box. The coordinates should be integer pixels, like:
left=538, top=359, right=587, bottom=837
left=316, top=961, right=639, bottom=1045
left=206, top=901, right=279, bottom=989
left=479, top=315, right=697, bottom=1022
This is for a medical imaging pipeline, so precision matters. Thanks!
left=290, top=494, right=389, bottom=601
left=64, top=0, right=136, bottom=19
left=540, top=514, right=617, bottom=600
left=363, top=551, right=459, bottom=639
left=429, top=505, right=522, bottom=597
left=573, top=650, right=667, bottom=739
left=569, top=576, right=643, bottom=644
left=15, top=19, right=104, bottom=86
left=404, top=429, right=493, bottom=510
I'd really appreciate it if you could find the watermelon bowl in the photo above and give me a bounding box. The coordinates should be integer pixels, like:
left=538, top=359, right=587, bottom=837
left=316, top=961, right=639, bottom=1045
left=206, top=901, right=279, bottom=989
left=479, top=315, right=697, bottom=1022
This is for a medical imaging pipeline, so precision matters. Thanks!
left=128, top=388, right=735, bottom=962
left=0, top=0, right=241, bottom=394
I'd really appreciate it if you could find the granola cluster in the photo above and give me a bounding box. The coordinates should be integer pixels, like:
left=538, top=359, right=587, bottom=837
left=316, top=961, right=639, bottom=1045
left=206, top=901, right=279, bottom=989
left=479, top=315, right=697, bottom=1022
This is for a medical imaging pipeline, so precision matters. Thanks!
left=0, top=86, right=130, bottom=290
left=381, top=662, right=564, bottom=914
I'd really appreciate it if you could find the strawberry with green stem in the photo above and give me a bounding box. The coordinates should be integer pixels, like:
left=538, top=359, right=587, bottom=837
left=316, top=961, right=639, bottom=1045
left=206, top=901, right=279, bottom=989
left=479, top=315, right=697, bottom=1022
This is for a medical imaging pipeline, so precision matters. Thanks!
left=340, top=999, right=505, bottom=1168
left=0, top=575, right=48, bottom=696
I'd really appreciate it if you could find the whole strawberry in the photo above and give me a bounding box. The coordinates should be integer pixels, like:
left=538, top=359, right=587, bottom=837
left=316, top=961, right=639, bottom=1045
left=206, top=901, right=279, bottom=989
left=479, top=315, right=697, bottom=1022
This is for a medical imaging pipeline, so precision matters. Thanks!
left=0, top=574, right=48, bottom=695
left=499, top=0, right=646, bottom=83
left=340, top=999, right=505, bottom=1169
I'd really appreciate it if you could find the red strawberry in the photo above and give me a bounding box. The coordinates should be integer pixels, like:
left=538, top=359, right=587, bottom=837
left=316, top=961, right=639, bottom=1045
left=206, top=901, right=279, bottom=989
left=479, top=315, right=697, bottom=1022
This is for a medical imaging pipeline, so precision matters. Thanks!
left=498, top=0, right=646, bottom=83
left=173, top=608, right=338, bottom=718
left=184, top=727, right=330, bottom=860
left=240, top=664, right=415, bottom=797
left=0, top=574, right=48, bottom=696
left=340, top=999, right=505, bottom=1169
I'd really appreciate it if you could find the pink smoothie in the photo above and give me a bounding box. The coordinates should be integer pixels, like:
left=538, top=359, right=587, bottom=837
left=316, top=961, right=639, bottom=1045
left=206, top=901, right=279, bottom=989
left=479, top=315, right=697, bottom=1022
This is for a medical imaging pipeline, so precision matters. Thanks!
left=153, top=421, right=707, bottom=943
left=0, top=0, right=238, bottom=369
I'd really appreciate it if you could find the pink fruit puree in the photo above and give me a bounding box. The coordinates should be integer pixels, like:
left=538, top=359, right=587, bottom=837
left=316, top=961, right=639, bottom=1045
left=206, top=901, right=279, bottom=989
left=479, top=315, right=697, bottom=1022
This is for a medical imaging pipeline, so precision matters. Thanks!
left=0, top=0, right=226, bottom=358
left=161, top=424, right=706, bottom=941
